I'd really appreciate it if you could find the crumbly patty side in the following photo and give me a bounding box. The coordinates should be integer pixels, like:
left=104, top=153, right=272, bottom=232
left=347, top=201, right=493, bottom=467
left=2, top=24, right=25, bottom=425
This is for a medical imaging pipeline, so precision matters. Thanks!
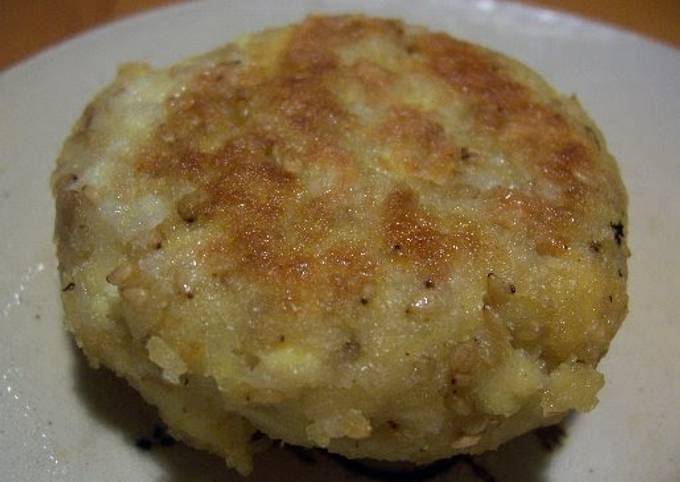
left=53, top=15, right=628, bottom=474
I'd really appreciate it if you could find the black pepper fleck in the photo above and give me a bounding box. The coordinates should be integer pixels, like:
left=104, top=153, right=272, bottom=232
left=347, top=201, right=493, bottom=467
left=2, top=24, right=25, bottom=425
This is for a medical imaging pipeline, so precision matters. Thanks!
left=424, top=278, right=435, bottom=289
left=460, top=147, right=474, bottom=160
left=610, top=221, right=625, bottom=246
left=360, top=297, right=369, bottom=305
left=393, top=244, right=402, bottom=251
left=61, top=282, right=75, bottom=292
left=509, top=284, right=516, bottom=294
left=590, top=241, right=602, bottom=253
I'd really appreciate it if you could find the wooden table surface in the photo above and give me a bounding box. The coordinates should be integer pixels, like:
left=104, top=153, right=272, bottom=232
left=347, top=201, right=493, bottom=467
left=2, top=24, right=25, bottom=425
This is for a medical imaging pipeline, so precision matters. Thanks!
left=1, top=0, right=679, bottom=70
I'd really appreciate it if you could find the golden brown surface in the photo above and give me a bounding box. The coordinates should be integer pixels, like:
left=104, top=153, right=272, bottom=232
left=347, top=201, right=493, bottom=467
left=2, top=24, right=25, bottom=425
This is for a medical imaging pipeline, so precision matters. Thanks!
left=2, top=0, right=679, bottom=70
left=53, top=15, right=628, bottom=474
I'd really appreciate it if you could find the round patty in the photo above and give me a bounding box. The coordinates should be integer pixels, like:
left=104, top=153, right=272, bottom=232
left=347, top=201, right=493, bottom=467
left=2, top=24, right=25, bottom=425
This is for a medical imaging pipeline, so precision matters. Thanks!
left=52, top=15, right=628, bottom=475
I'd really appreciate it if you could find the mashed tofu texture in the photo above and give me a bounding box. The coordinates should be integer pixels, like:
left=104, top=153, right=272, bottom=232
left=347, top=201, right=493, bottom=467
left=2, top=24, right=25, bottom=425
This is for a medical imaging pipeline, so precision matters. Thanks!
left=53, top=15, right=628, bottom=474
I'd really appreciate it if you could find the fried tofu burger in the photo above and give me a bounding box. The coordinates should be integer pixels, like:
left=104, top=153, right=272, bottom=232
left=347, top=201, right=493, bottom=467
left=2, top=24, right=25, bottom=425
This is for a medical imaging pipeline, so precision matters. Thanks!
left=52, top=15, right=628, bottom=475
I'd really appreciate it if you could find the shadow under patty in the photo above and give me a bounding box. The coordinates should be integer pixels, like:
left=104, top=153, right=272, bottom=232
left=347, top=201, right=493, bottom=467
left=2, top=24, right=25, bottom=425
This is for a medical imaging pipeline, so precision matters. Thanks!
left=71, top=341, right=562, bottom=482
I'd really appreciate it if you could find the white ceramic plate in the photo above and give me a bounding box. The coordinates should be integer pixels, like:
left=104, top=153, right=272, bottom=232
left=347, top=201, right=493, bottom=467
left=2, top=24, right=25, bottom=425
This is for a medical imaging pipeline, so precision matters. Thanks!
left=2, top=1, right=679, bottom=481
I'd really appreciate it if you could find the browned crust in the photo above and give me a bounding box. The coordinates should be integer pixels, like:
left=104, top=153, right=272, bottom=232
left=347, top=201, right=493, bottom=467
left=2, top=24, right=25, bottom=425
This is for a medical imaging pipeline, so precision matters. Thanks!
left=53, top=14, right=628, bottom=471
